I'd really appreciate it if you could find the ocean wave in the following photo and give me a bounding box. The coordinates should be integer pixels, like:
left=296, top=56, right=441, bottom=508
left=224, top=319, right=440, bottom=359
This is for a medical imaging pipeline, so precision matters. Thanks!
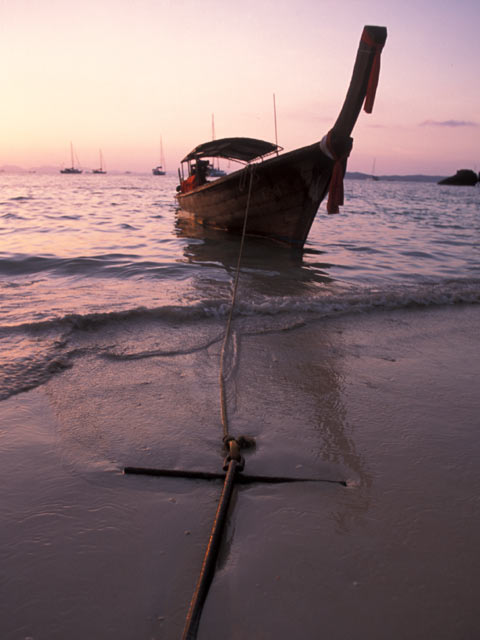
left=101, top=334, right=223, bottom=361
left=0, top=354, right=72, bottom=401
left=1, top=278, right=479, bottom=401
left=0, top=304, right=224, bottom=336
left=1, top=278, right=479, bottom=337
left=0, top=253, right=174, bottom=278
left=0, top=328, right=74, bottom=401
left=1, top=212, right=25, bottom=220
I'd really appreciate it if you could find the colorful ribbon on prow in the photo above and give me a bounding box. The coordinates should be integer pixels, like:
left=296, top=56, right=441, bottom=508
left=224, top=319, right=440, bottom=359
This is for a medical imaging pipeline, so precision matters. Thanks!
left=326, top=130, right=345, bottom=215
left=361, top=27, right=385, bottom=114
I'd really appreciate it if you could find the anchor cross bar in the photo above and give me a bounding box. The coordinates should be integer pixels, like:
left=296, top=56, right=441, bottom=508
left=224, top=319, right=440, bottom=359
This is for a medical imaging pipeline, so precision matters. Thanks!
left=123, top=465, right=346, bottom=486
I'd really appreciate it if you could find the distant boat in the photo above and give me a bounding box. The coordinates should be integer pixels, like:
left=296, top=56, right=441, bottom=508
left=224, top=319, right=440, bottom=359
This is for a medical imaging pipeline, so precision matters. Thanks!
left=60, top=142, right=82, bottom=174
left=176, top=25, right=387, bottom=247
left=152, top=138, right=166, bottom=175
left=369, top=158, right=379, bottom=181
left=92, top=149, right=106, bottom=174
left=207, top=163, right=227, bottom=178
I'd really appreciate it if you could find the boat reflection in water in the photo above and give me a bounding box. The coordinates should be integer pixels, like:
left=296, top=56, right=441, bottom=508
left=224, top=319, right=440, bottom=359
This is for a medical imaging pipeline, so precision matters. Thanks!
left=175, top=213, right=372, bottom=532
left=175, top=213, right=334, bottom=291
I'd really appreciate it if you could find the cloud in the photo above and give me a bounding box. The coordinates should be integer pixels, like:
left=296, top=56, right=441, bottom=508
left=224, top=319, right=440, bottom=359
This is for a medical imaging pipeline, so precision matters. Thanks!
left=420, top=119, right=478, bottom=127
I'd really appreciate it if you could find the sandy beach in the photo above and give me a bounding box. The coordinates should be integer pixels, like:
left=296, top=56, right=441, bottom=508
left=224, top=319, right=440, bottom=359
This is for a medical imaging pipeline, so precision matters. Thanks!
left=1, top=304, right=479, bottom=640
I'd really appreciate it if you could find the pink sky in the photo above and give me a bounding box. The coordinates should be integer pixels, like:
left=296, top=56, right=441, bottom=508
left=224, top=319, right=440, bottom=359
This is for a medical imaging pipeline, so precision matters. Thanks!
left=1, top=0, right=479, bottom=174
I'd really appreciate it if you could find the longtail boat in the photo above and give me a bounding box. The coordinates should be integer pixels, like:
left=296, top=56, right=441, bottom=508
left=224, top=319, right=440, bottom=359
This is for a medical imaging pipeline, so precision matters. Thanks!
left=176, top=25, right=387, bottom=247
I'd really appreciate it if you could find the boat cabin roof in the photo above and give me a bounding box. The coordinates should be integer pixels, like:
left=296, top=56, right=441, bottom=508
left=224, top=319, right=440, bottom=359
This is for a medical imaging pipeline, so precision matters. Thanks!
left=181, top=137, right=281, bottom=163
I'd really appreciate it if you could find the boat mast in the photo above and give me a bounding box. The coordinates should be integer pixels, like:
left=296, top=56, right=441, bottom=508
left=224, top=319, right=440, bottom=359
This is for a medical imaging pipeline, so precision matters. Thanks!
left=70, top=142, right=74, bottom=169
left=211, top=114, right=220, bottom=170
left=273, top=93, right=279, bottom=155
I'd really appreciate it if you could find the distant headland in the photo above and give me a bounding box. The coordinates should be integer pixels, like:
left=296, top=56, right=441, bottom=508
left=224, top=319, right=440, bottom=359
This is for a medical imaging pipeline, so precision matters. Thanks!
left=1, top=165, right=478, bottom=185
left=347, top=172, right=448, bottom=183
left=347, top=170, right=479, bottom=184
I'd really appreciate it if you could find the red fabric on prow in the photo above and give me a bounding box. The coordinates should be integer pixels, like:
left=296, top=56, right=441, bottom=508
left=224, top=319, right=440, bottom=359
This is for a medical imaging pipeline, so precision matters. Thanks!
left=361, top=28, right=385, bottom=114
left=326, top=131, right=344, bottom=215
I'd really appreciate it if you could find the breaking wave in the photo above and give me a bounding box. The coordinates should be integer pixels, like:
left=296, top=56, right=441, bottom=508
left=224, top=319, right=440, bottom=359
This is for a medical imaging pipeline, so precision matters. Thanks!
left=1, top=277, right=478, bottom=401
left=2, top=276, right=479, bottom=336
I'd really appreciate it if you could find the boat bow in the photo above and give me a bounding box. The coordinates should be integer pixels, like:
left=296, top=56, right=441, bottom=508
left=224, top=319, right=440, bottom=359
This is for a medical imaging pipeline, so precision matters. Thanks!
left=321, top=25, right=387, bottom=213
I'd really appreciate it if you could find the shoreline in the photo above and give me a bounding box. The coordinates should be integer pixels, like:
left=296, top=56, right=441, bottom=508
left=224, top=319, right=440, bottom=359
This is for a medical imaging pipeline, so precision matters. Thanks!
left=1, top=304, right=479, bottom=639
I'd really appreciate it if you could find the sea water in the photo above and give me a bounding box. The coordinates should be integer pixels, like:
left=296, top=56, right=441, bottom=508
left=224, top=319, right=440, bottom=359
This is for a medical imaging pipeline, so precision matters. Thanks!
left=1, top=172, right=479, bottom=401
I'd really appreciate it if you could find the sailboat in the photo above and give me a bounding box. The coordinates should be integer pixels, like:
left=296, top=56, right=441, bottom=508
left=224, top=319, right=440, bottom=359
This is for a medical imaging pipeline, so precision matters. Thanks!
left=369, top=158, right=379, bottom=181
left=207, top=115, right=227, bottom=178
left=152, top=138, right=166, bottom=175
left=93, top=149, right=106, bottom=174
left=60, top=142, right=82, bottom=174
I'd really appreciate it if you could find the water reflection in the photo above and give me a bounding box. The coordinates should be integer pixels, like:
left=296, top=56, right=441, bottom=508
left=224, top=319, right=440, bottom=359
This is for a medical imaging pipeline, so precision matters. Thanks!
left=175, top=213, right=334, bottom=297
left=175, top=216, right=372, bottom=531
left=236, top=318, right=372, bottom=534
left=292, top=338, right=372, bottom=533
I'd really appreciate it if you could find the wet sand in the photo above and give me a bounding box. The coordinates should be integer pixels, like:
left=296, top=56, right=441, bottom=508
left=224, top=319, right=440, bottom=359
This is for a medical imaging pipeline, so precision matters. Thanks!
left=1, top=304, right=479, bottom=639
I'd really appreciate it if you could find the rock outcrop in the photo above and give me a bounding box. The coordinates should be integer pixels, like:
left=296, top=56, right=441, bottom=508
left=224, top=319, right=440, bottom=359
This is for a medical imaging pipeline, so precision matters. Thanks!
left=438, top=169, right=479, bottom=186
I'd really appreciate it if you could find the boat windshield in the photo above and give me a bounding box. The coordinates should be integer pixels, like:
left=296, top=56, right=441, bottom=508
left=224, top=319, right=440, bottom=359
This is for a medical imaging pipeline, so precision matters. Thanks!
left=181, top=137, right=281, bottom=164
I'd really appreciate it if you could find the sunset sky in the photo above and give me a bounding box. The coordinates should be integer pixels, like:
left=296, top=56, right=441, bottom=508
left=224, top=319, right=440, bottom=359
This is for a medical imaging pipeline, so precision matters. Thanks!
left=1, top=0, right=479, bottom=175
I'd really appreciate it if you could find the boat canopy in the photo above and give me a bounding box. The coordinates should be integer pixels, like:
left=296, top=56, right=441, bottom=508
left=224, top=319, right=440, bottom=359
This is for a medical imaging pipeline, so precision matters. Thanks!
left=181, top=137, right=281, bottom=164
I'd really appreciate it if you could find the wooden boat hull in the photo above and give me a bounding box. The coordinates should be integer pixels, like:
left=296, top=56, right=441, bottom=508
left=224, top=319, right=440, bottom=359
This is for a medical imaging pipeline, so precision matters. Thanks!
left=176, top=142, right=334, bottom=246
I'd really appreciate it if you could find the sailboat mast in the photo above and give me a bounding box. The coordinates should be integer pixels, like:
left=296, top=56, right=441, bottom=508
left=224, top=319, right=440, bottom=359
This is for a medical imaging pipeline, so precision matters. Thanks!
left=211, top=115, right=219, bottom=170
left=160, top=137, right=166, bottom=170
left=273, top=94, right=279, bottom=155
left=70, top=142, right=74, bottom=168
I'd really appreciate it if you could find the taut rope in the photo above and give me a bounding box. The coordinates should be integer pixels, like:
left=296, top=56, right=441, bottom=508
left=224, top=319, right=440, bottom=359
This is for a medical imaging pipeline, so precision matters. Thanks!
left=218, top=164, right=255, bottom=440
left=182, top=164, right=255, bottom=640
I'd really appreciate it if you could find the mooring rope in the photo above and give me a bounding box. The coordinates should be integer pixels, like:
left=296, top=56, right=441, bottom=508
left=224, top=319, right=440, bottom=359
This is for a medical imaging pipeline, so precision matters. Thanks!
left=181, top=165, right=256, bottom=640
left=181, top=457, right=240, bottom=640
left=218, top=164, right=255, bottom=440
left=123, top=160, right=346, bottom=639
